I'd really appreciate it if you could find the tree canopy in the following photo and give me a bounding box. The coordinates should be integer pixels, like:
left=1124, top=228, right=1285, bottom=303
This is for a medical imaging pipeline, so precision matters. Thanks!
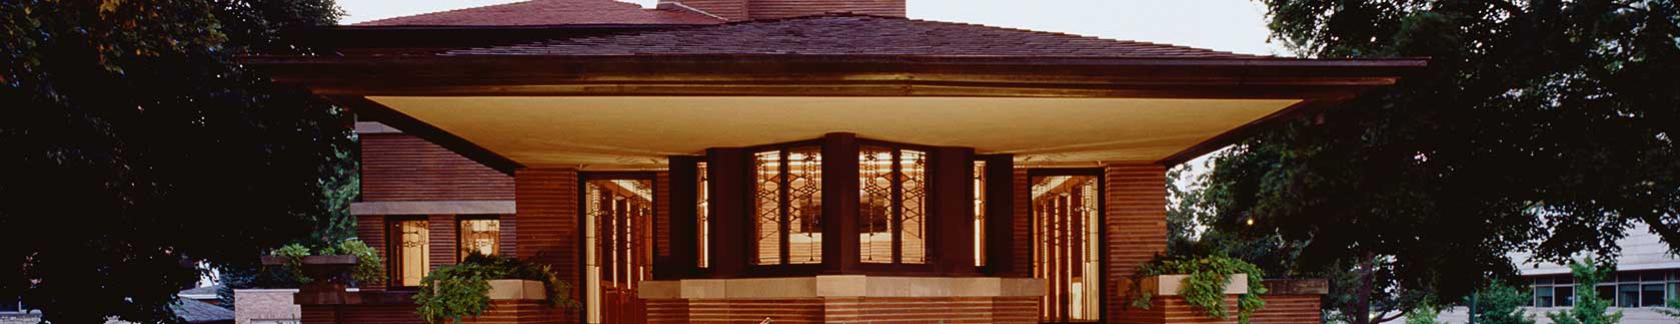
left=1201, top=0, right=1679, bottom=307
left=0, top=0, right=349, bottom=322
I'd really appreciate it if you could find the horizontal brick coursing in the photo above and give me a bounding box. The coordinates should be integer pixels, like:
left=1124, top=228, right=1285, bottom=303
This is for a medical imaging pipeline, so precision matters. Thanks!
left=1008, top=168, right=1031, bottom=278
left=1250, top=294, right=1322, bottom=324
left=1105, top=164, right=1169, bottom=322
left=646, top=296, right=1038, bottom=324
left=299, top=300, right=558, bottom=324
left=361, top=134, right=513, bottom=202
left=515, top=169, right=583, bottom=324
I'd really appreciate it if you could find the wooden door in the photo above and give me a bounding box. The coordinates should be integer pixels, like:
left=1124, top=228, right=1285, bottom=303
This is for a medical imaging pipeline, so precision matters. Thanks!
left=585, top=179, right=654, bottom=324
left=1032, top=175, right=1103, bottom=323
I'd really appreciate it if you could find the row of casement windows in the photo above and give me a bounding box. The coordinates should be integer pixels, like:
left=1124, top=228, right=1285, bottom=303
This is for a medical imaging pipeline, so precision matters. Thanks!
left=388, top=216, right=503, bottom=287
left=1528, top=270, right=1680, bottom=308
left=693, top=147, right=991, bottom=268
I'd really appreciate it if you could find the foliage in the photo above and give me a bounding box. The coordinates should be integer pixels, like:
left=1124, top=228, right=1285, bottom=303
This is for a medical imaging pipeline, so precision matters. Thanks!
left=1404, top=302, right=1442, bottom=324
left=1659, top=298, right=1680, bottom=318
left=414, top=254, right=578, bottom=323
left=1171, top=165, right=1416, bottom=324
left=1321, top=256, right=1430, bottom=324
left=0, top=0, right=349, bottom=321
left=1547, top=258, right=1622, bottom=324
left=1467, top=282, right=1536, bottom=324
left=1129, top=255, right=1268, bottom=324
left=1204, top=0, right=1680, bottom=314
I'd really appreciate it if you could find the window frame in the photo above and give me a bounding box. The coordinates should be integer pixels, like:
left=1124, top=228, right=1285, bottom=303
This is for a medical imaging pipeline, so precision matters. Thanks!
left=455, top=215, right=503, bottom=261
left=857, top=141, right=933, bottom=266
left=747, top=142, right=826, bottom=267
left=385, top=215, right=431, bottom=289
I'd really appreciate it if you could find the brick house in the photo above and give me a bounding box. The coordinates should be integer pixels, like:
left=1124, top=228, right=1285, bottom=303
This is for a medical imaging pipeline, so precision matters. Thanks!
left=250, top=0, right=1422, bottom=323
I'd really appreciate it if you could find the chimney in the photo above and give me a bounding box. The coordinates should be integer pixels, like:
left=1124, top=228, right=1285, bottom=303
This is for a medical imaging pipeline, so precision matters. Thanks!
left=659, top=0, right=905, bottom=21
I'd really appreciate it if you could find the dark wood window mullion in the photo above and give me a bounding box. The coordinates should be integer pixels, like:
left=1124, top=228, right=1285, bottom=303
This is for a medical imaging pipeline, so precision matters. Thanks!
left=778, top=149, right=791, bottom=265
left=890, top=149, right=903, bottom=264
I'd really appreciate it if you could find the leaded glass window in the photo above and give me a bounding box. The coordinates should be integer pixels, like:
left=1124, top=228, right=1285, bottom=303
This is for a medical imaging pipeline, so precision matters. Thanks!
left=753, top=147, right=823, bottom=265
left=458, top=218, right=500, bottom=260
left=857, top=145, right=926, bottom=264
left=697, top=162, right=710, bottom=269
left=390, top=219, right=429, bottom=287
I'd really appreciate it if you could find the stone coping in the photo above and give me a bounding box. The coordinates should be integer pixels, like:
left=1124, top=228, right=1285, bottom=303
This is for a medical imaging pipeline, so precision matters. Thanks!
left=639, top=275, right=1042, bottom=300
left=350, top=200, right=515, bottom=216
left=1123, top=274, right=1249, bottom=296
left=486, top=279, right=546, bottom=300
left=1261, top=278, right=1329, bottom=295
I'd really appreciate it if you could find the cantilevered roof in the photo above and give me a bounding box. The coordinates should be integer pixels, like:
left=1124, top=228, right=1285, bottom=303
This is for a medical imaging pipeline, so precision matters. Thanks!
left=354, top=0, right=723, bottom=26
left=448, top=14, right=1266, bottom=58
left=251, top=13, right=1425, bottom=172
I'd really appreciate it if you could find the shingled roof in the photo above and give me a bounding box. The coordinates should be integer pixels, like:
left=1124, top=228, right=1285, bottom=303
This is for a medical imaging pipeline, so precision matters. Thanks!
left=354, top=0, right=724, bottom=26
left=445, top=14, right=1272, bottom=58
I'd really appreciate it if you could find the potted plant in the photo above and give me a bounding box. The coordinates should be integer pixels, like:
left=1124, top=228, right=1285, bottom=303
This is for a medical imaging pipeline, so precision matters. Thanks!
left=413, top=254, right=577, bottom=323
left=1125, top=255, right=1268, bottom=324
left=258, top=239, right=386, bottom=289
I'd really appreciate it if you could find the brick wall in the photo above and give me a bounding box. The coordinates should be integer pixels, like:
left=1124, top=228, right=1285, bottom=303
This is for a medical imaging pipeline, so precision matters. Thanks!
left=1250, top=294, right=1322, bottom=324
left=513, top=169, right=583, bottom=323
left=361, top=133, right=513, bottom=202
left=234, top=289, right=302, bottom=324
left=1008, top=168, right=1032, bottom=278
left=429, top=214, right=459, bottom=270
left=645, top=296, right=1035, bottom=324
left=355, top=215, right=387, bottom=290
left=1104, top=164, right=1169, bottom=321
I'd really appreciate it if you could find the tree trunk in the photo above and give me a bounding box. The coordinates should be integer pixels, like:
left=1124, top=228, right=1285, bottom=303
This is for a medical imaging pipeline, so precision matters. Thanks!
left=1355, top=254, right=1376, bottom=324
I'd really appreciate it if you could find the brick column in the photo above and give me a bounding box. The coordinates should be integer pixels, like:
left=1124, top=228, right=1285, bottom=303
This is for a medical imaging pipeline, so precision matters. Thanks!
left=1104, top=163, right=1170, bottom=323
left=514, top=168, right=581, bottom=324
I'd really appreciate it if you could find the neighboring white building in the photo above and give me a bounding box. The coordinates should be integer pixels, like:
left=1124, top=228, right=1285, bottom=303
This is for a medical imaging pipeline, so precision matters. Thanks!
left=1437, top=224, right=1680, bottom=324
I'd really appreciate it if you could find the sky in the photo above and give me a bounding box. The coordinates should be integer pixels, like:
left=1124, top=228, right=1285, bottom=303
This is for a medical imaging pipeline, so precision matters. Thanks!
left=336, top=0, right=1288, bottom=56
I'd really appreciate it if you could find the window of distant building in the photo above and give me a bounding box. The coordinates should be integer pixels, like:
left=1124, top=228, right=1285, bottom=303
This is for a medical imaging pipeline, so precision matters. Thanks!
left=1537, top=269, right=1680, bottom=308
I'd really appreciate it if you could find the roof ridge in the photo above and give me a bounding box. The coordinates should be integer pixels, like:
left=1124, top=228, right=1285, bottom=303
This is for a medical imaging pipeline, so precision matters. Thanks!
left=351, top=0, right=721, bottom=26
left=354, top=0, right=540, bottom=26
left=656, top=13, right=1266, bottom=58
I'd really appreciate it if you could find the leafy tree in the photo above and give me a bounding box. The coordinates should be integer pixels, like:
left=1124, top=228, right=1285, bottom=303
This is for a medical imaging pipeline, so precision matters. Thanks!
left=1547, top=258, right=1622, bottom=324
left=1467, top=283, right=1536, bottom=324
left=1201, top=0, right=1680, bottom=319
left=0, top=0, right=348, bottom=322
left=1404, top=302, right=1442, bottom=324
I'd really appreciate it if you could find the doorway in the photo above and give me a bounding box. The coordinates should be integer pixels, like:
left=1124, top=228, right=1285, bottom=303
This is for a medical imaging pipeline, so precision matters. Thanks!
left=582, top=175, right=655, bottom=324
left=1030, top=171, right=1104, bottom=323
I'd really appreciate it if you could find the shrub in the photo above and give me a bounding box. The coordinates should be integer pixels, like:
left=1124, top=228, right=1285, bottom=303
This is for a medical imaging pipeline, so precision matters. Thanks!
left=1129, top=255, right=1267, bottom=324
left=413, top=254, right=577, bottom=323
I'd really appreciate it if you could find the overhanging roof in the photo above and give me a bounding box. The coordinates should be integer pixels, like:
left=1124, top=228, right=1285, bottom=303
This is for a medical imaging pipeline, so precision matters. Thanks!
left=251, top=14, right=1425, bottom=173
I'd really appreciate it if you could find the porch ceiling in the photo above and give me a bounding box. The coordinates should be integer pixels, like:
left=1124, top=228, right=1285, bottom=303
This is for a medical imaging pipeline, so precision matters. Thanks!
left=367, top=96, right=1299, bottom=169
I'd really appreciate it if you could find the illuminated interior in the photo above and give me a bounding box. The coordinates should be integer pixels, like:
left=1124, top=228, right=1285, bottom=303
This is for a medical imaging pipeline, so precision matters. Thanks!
left=1033, top=175, right=1103, bottom=322
left=584, top=179, right=654, bottom=324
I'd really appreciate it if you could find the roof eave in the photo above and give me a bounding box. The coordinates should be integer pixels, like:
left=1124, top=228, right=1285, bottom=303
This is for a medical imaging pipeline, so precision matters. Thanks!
left=245, top=54, right=1427, bottom=100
